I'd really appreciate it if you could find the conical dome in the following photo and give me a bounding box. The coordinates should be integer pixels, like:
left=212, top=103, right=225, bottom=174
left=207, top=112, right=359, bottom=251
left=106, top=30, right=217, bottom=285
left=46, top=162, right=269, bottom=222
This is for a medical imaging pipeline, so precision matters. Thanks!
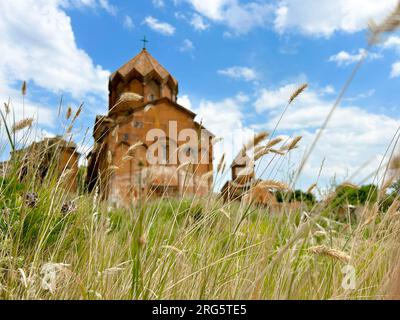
left=110, top=49, right=178, bottom=88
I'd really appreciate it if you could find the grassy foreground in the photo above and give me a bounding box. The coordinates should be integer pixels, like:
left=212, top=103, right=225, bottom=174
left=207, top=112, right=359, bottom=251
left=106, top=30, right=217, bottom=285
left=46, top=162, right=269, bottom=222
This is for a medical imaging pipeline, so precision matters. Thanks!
left=0, top=162, right=399, bottom=299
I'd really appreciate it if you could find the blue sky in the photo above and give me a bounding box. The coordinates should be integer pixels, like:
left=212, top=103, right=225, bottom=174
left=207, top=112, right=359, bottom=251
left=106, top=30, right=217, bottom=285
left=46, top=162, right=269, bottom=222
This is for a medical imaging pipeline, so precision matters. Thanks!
left=1, top=0, right=400, bottom=191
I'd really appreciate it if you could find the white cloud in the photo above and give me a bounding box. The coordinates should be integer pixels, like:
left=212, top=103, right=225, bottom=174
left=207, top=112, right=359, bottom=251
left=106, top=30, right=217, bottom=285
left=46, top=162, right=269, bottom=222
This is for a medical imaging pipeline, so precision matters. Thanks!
left=218, top=66, right=259, bottom=82
left=174, top=12, right=210, bottom=32
left=328, top=49, right=382, bottom=67
left=184, top=0, right=273, bottom=35
left=391, top=61, right=400, bottom=78
left=143, top=16, right=176, bottom=36
left=179, top=39, right=195, bottom=52
left=254, top=84, right=304, bottom=111
left=98, top=0, right=117, bottom=15
left=177, top=95, right=193, bottom=110
left=123, top=15, right=134, bottom=30
left=274, top=0, right=398, bottom=37
left=62, top=0, right=117, bottom=15
left=152, top=0, right=165, bottom=8
left=0, top=0, right=110, bottom=101
left=190, top=13, right=210, bottom=31
left=382, top=35, right=400, bottom=52
left=254, top=83, right=400, bottom=186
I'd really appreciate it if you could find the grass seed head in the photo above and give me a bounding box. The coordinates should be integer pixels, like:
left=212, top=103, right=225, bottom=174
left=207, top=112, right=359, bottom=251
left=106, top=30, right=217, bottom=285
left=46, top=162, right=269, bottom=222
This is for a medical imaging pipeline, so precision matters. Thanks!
left=309, top=245, right=351, bottom=263
left=289, top=83, right=308, bottom=104
left=12, top=118, right=34, bottom=132
left=21, top=81, right=27, bottom=96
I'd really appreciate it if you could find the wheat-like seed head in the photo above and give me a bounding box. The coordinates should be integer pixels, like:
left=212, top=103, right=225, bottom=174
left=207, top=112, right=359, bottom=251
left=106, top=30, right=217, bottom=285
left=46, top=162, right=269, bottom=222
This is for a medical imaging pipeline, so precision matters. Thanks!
left=258, top=180, right=289, bottom=191
left=309, top=245, right=351, bottom=263
left=369, top=2, right=400, bottom=44
left=340, top=182, right=359, bottom=189
left=72, top=103, right=83, bottom=122
left=12, top=118, right=33, bottom=132
left=254, top=148, right=270, bottom=161
left=306, top=183, right=317, bottom=194
left=269, top=149, right=286, bottom=156
left=107, top=150, right=113, bottom=165
left=289, top=83, right=308, bottom=104
left=266, top=137, right=283, bottom=149
left=282, top=136, right=302, bottom=151
left=66, top=107, right=72, bottom=120
left=4, top=102, right=10, bottom=114
left=127, top=141, right=144, bottom=154
left=21, top=81, right=27, bottom=96
left=119, top=92, right=143, bottom=103
left=243, top=132, right=269, bottom=152
left=122, top=155, right=134, bottom=162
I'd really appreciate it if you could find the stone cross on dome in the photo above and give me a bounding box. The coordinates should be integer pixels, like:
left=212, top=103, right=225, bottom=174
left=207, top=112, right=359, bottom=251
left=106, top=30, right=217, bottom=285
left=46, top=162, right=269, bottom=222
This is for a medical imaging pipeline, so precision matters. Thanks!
left=141, top=36, right=149, bottom=50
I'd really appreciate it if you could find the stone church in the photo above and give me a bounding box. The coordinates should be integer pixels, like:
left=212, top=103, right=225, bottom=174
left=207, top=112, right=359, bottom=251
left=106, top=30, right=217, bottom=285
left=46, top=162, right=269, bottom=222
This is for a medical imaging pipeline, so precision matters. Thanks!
left=86, top=48, right=214, bottom=207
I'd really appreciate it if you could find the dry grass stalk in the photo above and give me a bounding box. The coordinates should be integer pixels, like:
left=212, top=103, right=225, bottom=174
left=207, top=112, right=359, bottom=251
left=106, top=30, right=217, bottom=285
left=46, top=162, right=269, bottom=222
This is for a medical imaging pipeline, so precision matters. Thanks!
left=108, top=165, right=119, bottom=171
left=12, top=118, right=33, bottom=132
left=389, top=154, right=400, bottom=171
left=289, top=83, right=308, bottom=104
left=217, top=153, right=225, bottom=173
left=387, top=199, right=400, bottom=217
left=200, top=171, right=213, bottom=182
left=212, top=137, right=223, bottom=145
left=177, top=161, right=192, bottom=171
left=309, top=245, right=351, bottom=263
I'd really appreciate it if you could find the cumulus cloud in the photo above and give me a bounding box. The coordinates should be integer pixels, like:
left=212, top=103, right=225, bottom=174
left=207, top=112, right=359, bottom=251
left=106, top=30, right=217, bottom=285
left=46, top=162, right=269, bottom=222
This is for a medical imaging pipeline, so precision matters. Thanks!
left=143, top=16, right=176, bottom=36
left=152, top=0, right=165, bottom=8
left=190, top=14, right=210, bottom=31
left=218, top=66, right=259, bottom=82
left=62, top=0, right=117, bottom=15
left=254, top=83, right=400, bottom=186
left=184, top=0, right=273, bottom=35
left=382, top=35, right=400, bottom=52
left=328, top=49, right=382, bottom=67
left=123, top=15, right=134, bottom=30
left=391, top=61, right=400, bottom=78
left=179, top=39, right=195, bottom=52
left=0, top=0, right=110, bottom=101
left=274, top=0, right=398, bottom=37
